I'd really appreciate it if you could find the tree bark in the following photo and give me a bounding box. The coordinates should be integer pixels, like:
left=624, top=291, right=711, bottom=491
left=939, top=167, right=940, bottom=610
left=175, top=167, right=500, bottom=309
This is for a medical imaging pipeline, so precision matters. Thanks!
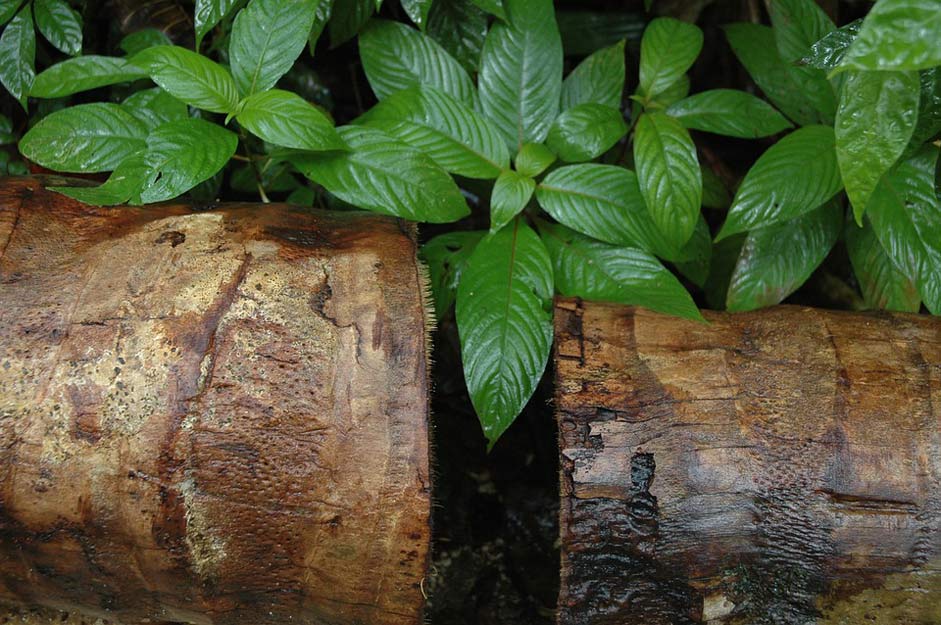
left=555, top=299, right=941, bottom=625
left=0, top=177, right=432, bottom=625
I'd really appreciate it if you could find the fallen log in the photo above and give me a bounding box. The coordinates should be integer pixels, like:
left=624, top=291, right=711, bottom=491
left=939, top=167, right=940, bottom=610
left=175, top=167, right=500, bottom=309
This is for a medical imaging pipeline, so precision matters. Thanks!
left=0, top=177, right=432, bottom=625
left=555, top=299, right=941, bottom=625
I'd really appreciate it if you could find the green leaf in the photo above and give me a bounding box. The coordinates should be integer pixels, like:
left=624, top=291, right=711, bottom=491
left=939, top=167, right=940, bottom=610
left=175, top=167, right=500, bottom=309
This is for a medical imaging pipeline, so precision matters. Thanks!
left=237, top=89, right=346, bottom=151
left=287, top=184, right=316, bottom=206
left=479, top=0, right=563, bottom=150
left=726, top=199, right=842, bottom=311
left=835, top=69, right=919, bottom=223
left=865, top=145, right=941, bottom=314
left=535, top=163, right=682, bottom=260
left=910, top=67, right=941, bottom=148
left=701, top=164, right=730, bottom=209
left=230, top=0, right=320, bottom=96
left=359, top=19, right=476, bottom=104
left=538, top=219, right=702, bottom=320
left=119, top=28, right=173, bottom=56
left=666, top=89, right=792, bottom=138
left=560, top=39, right=625, bottom=111
left=292, top=125, right=469, bottom=223
left=131, top=45, right=239, bottom=114
left=514, top=142, right=555, bottom=177
left=195, top=0, right=242, bottom=48
left=19, top=103, right=147, bottom=173
left=139, top=118, right=238, bottom=203
left=470, top=0, right=504, bottom=19
left=34, top=0, right=82, bottom=56
left=31, top=56, right=148, bottom=98
left=638, top=17, right=702, bottom=100
left=768, top=0, right=835, bottom=63
left=356, top=85, right=508, bottom=179
left=0, top=113, right=12, bottom=144
left=717, top=125, right=842, bottom=240
left=0, top=0, right=19, bottom=26
left=839, top=0, right=941, bottom=72
left=490, top=169, right=534, bottom=232
left=0, top=5, right=35, bottom=109
left=329, top=0, right=372, bottom=48
left=308, top=0, right=333, bottom=52
left=633, top=112, right=701, bottom=250
left=402, top=0, right=433, bottom=29
left=49, top=155, right=152, bottom=206
left=122, top=88, right=188, bottom=130
left=801, top=18, right=861, bottom=70
left=703, top=233, right=745, bottom=309
left=673, top=214, right=712, bottom=288
left=846, top=218, right=921, bottom=312
left=456, top=219, right=553, bottom=447
left=556, top=10, right=643, bottom=56
left=427, top=0, right=487, bottom=75
left=546, top=102, right=626, bottom=163
left=421, top=230, right=484, bottom=320
left=651, top=74, right=689, bottom=108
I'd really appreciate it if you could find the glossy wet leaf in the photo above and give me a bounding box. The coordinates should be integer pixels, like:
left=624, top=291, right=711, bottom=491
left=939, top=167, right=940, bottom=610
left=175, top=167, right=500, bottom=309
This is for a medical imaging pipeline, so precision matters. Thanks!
left=131, top=45, right=239, bottom=114
left=195, top=0, right=241, bottom=48
left=122, top=88, right=188, bottom=130
left=560, top=39, right=625, bottom=111
left=31, top=56, right=147, bottom=98
left=238, top=89, right=346, bottom=151
left=34, top=0, right=82, bottom=55
left=307, top=0, right=333, bottom=52
left=401, top=0, right=432, bottom=29
left=801, top=19, right=861, bottom=70
left=49, top=155, right=152, bottom=206
left=421, top=231, right=484, bottom=320
left=839, top=0, right=941, bottom=72
left=514, top=142, right=555, bottom=177
left=0, top=5, right=35, bottom=109
left=490, top=169, right=534, bottom=232
left=666, top=89, right=792, bottom=138
left=845, top=218, right=921, bottom=312
left=0, top=0, right=18, bottom=25
left=768, top=0, right=835, bottom=63
left=427, top=0, right=487, bottom=74
left=908, top=67, right=941, bottom=151
left=546, top=103, right=626, bottom=163
left=470, top=0, right=504, bottom=19
left=637, top=17, right=702, bottom=101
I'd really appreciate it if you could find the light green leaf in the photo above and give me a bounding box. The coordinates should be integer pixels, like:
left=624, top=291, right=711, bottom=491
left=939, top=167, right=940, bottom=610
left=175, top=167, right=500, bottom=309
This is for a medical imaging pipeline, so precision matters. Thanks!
left=19, top=103, right=147, bottom=173
left=490, top=169, right=534, bottom=232
left=402, top=0, right=433, bottom=29
left=633, top=111, right=701, bottom=250
left=237, top=89, right=346, bottom=151
left=230, top=0, right=319, bottom=96
left=839, top=0, right=941, bottom=72
left=479, top=0, right=563, bottom=150
left=456, top=219, right=553, bottom=447
left=329, top=0, right=372, bottom=48
left=122, top=88, right=188, bottom=130
left=426, top=0, right=487, bottom=74
left=836, top=69, right=919, bottom=223
left=359, top=19, right=476, bottom=104
left=31, top=56, right=148, bottom=98
left=666, top=89, right=792, bottom=138
left=546, top=102, right=626, bottom=163
left=538, top=219, right=702, bottom=320
left=131, top=45, right=240, bottom=114
left=701, top=165, right=730, bottom=209
left=195, top=0, right=241, bottom=48
left=717, top=125, right=842, bottom=240
left=470, top=0, right=504, bottom=19
left=726, top=199, right=842, bottom=311
left=638, top=17, right=702, bottom=100
left=800, top=18, right=861, bottom=70
left=846, top=217, right=921, bottom=312
left=651, top=74, right=689, bottom=108
left=49, top=155, right=152, bottom=206
left=119, top=28, right=173, bottom=56
left=560, top=39, right=625, bottom=111
left=34, top=0, right=82, bottom=56
left=421, top=230, right=484, bottom=320
left=514, top=142, right=555, bottom=177
left=292, top=125, right=469, bottom=223
left=768, top=0, right=835, bottom=63
left=355, top=85, right=509, bottom=179
left=0, top=5, right=35, bottom=109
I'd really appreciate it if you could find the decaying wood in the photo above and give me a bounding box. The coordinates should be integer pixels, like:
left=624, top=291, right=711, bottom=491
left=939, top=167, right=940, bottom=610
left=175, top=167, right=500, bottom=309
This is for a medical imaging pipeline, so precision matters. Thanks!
left=0, top=177, right=432, bottom=625
left=555, top=299, right=941, bottom=625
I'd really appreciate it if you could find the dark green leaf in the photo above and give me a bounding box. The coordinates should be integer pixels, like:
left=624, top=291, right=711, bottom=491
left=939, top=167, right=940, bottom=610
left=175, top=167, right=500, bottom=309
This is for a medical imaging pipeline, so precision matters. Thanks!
left=122, top=88, right=188, bottom=130
left=479, top=0, right=563, bottom=150
left=421, top=230, right=483, bottom=319
left=34, top=0, right=82, bottom=56
left=800, top=18, right=861, bottom=70
left=909, top=67, right=941, bottom=150
left=637, top=17, right=702, bottom=100
left=329, top=0, right=372, bottom=47
left=514, top=142, right=555, bottom=177
left=556, top=10, right=643, bottom=56
left=768, top=0, right=835, bottom=63
left=470, top=0, right=504, bottom=19
left=195, top=0, right=242, bottom=48
left=0, top=5, right=35, bottom=109
left=287, top=184, right=316, bottom=206
left=846, top=218, right=921, bottom=312
left=307, top=0, right=333, bottom=52
left=131, top=45, right=239, bottom=114
left=490, top=169, right=534, bottom=232
left=292, top=125, right=469, bottom=222
left=456, top=219, right=553, bottom=447
left=666, top=89, right=792, bottom=138
left=673, top=214, right=711, bottom=288
left=19, top=103, right=147, bottom=173
left=726, top=199, right=842, bottom=311
left=701, top=164, right=729, bottom=209
left=703, top=233, right=745, bottom=309
left=237, top=89, right=346, bottom=151
left=839, top=0, right=941, bottom=72
left=717, top=125, right=842, bottom=239
left=427, top=0, right=486, bottom=74
left=119, top=28, right=173, bottom=56
left=560, top=39, right=625, bottom=111
left=31, top=56, right=148, bottom=98
left=0, top=113, right=12, bottom=144
left=402, top=0, right=433, bottom=29
left=546, top=102, right=626, bottom=163
left=0, top=0, right=19, bottom=26
left=49, top=155, right=151, bottom=206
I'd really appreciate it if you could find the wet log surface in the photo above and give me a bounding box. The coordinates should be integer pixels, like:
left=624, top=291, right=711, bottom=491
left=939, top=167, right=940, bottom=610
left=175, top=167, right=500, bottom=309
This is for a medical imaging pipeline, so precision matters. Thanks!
left=555, top=299, right=941, bottom=625
left=0, top=177, right=432, bottom=625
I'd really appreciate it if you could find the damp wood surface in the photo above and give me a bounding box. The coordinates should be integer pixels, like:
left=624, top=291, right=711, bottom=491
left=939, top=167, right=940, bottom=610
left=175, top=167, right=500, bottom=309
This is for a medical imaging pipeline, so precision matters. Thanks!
left=0, top=177, right=432, bottom=625
left=554, top=299, right=941, bottom=625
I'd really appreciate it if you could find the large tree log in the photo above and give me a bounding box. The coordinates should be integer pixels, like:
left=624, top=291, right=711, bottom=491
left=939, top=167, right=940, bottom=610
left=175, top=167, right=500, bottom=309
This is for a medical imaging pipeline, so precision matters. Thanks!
left=0, top=177, right=432, bottom=625
left=555, top=299, right=941, bottom=625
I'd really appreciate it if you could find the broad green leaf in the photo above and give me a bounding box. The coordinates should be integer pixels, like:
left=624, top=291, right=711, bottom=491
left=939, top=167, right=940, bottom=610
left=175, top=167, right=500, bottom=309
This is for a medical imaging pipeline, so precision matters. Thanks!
left=633, top=112, right=701, bottom=249
left=402, top=0, right=433, bottom=29
left=456, top=219, right=553, bottom=447
left=908, top=67, right=941, bottom=150
left=560, top=39, right=625, bottom=111
left=866, top=145, right=941, bottom=314
left=673, top=214, right=712, bottom=288
left=835, top=69, right=919, bottom=223
left=360, top=19, right=476, bottom=104
left=470, top=0, right=504, bottom=19
left=538, top=219, right=702, bottom=320
left=556, top=10, right=643, bottom=56
left=140, top=118, right=238, bottom=203
left=768, top=0, right=835, bottom=63
left=19, top=103, right=147, bottom=173
left=292, top=125, right=469, bottom=223
left=724, top=22, right=835, bottom=126
left=119, top=29, right=173, bottom=56
left=131, top=45, right=239, bottom=114
left=31, top=56, right=148, bottom=98
left=230, top=0, right=319, bottom=96
left=637, top=17, right=702, bottom=100
left=704, top=233, right=745, bottom=309
left=666, top=89, right=792, bottom=138
left=427, top=0, right=487, bottom=74
left=846, top=218, right=921, bottom=312
left=49, top=155, right=152, bottom=206
left=0, top=113, right=12, bottom=144
left=0, top=0, right=18, bottom=25
left=701, top=165, right=730, bottom=209
left=195, top=0, right=242, bottom=48
left=479, top=0, right=563, bottom=150
left=536, top=163, right=682, bottom=260
left=421, top=230, right=484, bottom=319
left=122, top=88, right=188, bottom=130
left=651, top=74, right=689, bottom=108
left=355, top=85, right=509, bottom=178
left=490, top=169, right=534, bottom=232
left=0, top=5, right=35, bottom=109
left=237, top=89, right=346, bottom=151
left=514, top=142, right=555, bottom=177
left=329, top=0, right=372, bottom=47
left=34, top=0, right=82, bottom=56
left=801, top=18, right=861, bottom=70
left=546, top=102, right=626, bottom=163
left=287, top=185, right=316, bottom=206
left=717, top=125, right=842, bottom=240
left=307, top=0, right=333, bottom=52
left=726, top=199, right=842, bottom=311
left=839, top=0, right=941, bottom=72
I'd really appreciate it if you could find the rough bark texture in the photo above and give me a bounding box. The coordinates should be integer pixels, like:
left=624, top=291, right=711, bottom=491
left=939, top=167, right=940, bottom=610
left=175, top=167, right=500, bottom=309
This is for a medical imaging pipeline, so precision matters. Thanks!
left=555, top=299, right=941, bottom=625
left=0, top=177, right=432, bottom=625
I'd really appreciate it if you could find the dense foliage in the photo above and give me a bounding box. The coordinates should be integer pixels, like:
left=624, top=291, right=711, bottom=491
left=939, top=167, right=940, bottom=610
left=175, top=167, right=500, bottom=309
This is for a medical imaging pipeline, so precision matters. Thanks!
left=1, top=0, right=939, bottom=447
